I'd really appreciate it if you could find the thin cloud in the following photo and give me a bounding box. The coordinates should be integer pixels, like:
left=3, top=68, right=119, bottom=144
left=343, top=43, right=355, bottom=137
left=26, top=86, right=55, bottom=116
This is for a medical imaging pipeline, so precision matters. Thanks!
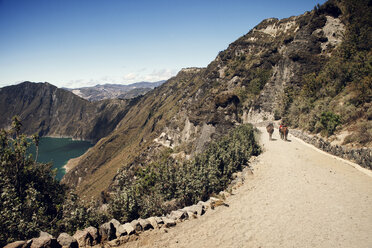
left=122, top=68, right=177, bottom=83
left=65, top=68, right=178, bottom=88
left=122, top=72, right=137, bottom=81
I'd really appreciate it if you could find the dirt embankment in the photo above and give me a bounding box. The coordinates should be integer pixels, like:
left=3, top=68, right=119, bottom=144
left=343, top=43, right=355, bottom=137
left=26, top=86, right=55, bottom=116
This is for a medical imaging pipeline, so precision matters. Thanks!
left=119, top=127, right=372, bottom=248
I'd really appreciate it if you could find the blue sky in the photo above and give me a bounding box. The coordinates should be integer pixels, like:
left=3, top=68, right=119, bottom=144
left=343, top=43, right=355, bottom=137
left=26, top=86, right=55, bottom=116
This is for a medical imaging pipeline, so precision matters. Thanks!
left=0, top=0, right=326, bottom=88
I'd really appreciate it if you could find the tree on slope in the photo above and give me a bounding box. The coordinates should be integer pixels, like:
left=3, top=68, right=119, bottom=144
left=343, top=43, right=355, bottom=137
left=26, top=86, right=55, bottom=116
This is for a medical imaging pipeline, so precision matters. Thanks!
left=0, top=117, right=67, bottom=246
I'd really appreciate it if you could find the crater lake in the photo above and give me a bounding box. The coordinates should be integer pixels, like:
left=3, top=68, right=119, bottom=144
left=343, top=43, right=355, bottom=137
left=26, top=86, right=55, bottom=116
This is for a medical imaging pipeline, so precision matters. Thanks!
left=28, top=137, right=93, bottom=180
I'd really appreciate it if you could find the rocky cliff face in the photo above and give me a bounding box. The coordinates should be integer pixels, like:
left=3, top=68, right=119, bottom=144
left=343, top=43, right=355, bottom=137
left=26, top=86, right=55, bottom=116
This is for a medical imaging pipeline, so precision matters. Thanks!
left=62, top=0, right=353, bottom=199
left=238, top=12, right=344, bottom=122
left=0, top=82, right=134, bottom=142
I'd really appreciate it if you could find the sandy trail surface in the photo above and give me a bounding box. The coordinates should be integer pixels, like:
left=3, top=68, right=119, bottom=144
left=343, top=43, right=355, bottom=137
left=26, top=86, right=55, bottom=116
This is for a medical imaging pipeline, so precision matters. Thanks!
left=120, top=127, right=372, bottom=248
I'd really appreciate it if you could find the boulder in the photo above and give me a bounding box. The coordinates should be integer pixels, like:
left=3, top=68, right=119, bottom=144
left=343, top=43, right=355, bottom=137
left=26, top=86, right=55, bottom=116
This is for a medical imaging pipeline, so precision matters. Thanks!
left=4, top=241, right=26, bottom=248
left=168, top=210, right=188, bottom=221
left=30, top=236, right=60, bottom=248
left=100, top=219, right=122, bottom=240
left=57, top=233, right=77, bottom=248
left=39, top=232, right=53, bottom=239
left=186, top=211, right=197, bottom=219
left=138, top=218, right=153, bottom=231
left=121, top=223, right=135, bottom=235
left=161, top=217, right=176, bottom=228
left=197, top=200, right=211, bottom=210
left=84, top=226, right=100, bottom=245
left=183, top=204, right=205, bottom=216
left=108, top=219, right=123, bottom=238
left=146, top=217, right=159, bottom=229
left=99, top=222, right=116, bottom=241
left=116, top=224, right=134, bottom=238
left=154, top=216, right=164, bottom=225
left=73, top=229, right=93, bottom=247
left=130, top=220, right=142, bottom=233
left=109, top=219, right=121, bottom=231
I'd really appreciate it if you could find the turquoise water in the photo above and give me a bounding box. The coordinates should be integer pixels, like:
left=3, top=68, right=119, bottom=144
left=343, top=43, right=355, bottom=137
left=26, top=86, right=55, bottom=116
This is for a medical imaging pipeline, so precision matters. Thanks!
left=28, top=137, right=93, bottom=180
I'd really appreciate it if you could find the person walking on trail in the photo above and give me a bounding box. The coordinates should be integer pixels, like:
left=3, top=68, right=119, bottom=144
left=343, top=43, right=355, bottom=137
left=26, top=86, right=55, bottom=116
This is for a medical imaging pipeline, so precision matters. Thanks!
left=266, top=123, right=274, bottom=140
left=279, top=122, right=289, bottom=141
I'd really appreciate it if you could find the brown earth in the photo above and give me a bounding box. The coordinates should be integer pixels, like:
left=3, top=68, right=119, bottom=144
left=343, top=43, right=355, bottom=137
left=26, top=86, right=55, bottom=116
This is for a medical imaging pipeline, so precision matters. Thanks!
left=119, top=127, right=372, bottom=248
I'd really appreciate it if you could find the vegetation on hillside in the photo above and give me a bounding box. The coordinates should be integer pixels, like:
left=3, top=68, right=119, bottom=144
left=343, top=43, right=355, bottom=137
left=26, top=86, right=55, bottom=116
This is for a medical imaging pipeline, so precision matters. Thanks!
left=235, top=68, right=272, bottom=103
left=280, top=0, right=372, bottom=145
left=0, top=117, right=106, bottom=246
left=109, top=124, right=260, bottom=223
left=0, top=119, right=259, bottom=245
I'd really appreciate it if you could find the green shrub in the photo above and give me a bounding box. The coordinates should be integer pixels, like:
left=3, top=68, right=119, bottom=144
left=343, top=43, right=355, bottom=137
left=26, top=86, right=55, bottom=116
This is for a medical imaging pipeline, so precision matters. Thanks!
left=55, top=192, right=108, bottom=235
left=319, top=111, right=341, bottom=136
left=245, top=68, right=272, bottom=95
left=0, top=117, right=67, bottom=245
left=0, top=117, right=106, bottom=246
left=274, top=109, right=281, bottom=120
left=110, top=124, right=261, bottom=222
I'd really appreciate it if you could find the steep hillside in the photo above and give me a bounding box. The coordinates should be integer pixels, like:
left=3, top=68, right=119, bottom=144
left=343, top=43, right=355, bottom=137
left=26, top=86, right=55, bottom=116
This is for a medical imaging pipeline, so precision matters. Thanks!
left=62, top=0, right=368, bottom=200
left=118, top=87, right=153, bottom=99
left=280, top=0, right=372, bottom=147
left=0, top=82, right=135, bottom=142
left=67, top=81, right=165, bottom=101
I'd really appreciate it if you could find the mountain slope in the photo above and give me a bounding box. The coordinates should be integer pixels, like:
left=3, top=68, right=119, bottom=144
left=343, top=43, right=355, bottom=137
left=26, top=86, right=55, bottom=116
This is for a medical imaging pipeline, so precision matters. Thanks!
left=62, top=0, right=367, bottom=200
left=0, top=82, right=135, bottom=142
left=67, top=81, right=165, bottom=101
left=280, top=0, right=372, bottom=146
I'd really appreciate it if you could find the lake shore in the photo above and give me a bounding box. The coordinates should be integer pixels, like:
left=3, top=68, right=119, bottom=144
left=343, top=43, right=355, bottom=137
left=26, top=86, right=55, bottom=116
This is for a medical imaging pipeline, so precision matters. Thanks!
left=63, top=145, right=94, bottom=173
left=64, top=157, right=80, bottom=173
left=44, top=134, right=94, bottom=143
left=28, top=136, right=93, bottom=180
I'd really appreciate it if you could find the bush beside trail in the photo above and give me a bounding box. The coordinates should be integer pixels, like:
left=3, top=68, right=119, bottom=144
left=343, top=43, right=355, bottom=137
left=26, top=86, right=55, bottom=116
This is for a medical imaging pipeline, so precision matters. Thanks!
left=0, top=117, right=107, bottom=247
left=0, top=118, right=260, bottom=247
left=110, top=124, right=261, bottom=223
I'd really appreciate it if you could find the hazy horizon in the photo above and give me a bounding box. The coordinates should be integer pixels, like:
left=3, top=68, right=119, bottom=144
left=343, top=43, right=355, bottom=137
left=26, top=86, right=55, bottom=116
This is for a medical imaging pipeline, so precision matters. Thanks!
left=0, top=0, right=326, bottom=88
left=1, top=78, right=167, bottom=89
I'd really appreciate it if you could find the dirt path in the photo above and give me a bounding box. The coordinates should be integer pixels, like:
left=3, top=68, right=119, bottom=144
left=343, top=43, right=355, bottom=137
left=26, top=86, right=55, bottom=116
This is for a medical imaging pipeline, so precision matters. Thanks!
left=120, top=127, right=372, bottom=248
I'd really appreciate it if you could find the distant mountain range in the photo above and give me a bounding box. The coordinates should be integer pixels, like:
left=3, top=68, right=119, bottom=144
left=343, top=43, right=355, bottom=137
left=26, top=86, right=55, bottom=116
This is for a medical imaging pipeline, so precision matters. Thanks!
left=0, top=82, right=137, bottom=142
left=65, top=80, right=166, bottom=101
left=0, top=80, right=165, bottom=141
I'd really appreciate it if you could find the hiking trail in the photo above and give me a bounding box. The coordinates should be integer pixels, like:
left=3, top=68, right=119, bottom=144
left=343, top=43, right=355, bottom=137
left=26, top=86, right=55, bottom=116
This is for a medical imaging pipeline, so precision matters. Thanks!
left=120, top=127, right=372, bottom=248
